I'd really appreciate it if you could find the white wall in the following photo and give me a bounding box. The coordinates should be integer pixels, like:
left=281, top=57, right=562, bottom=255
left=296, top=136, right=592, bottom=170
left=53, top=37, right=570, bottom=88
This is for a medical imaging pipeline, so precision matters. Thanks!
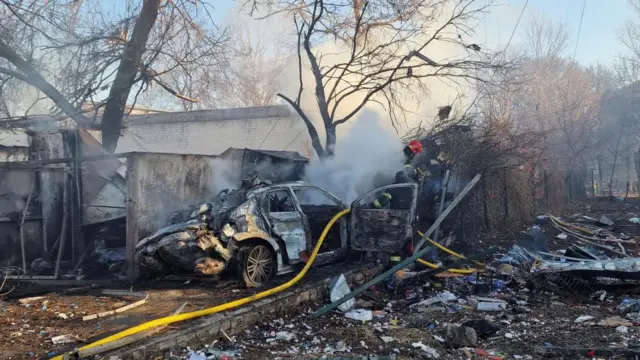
left=115, top=114, right=314, bottom=158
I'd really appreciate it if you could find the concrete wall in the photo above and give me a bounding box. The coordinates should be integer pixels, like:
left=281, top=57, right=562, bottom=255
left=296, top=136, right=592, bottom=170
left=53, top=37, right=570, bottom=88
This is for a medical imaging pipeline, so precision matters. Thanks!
left=115, top=106, right=314, bottom=158
left=126, top=152, right=219, bottom=278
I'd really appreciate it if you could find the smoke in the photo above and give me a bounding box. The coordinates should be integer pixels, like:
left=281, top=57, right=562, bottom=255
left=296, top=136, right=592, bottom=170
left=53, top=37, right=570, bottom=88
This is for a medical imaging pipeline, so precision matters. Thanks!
left=303, top=110, right=405, bottom=203
left=207, top=157, right=242, bottom=196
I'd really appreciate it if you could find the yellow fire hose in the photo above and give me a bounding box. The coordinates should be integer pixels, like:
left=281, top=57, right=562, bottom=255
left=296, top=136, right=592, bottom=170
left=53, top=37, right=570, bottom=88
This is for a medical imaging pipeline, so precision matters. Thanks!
left=52, top=209, right=351, bottom=360
left=415, top=231, right=484, bottom=274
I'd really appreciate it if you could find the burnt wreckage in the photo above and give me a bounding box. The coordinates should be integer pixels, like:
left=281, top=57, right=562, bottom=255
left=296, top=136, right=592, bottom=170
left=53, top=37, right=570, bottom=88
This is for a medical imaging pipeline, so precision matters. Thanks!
left=136, top=173, right=424, bottom=287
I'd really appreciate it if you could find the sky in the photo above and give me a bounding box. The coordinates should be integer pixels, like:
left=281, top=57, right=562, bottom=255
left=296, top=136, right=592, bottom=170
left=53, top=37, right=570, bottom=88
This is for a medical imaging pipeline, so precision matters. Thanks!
left=212, top=0, right=634, bottom=66
left=479, top=0, right=632, bottom=65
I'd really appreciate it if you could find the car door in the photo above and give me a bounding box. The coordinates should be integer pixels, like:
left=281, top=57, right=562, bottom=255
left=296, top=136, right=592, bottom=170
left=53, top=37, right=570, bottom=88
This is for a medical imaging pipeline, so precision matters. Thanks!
left=264, top=187, right=307, bottom=264
left=290, top=185, right=348, bottom=263
left=349, top=183, right=418, bottom=253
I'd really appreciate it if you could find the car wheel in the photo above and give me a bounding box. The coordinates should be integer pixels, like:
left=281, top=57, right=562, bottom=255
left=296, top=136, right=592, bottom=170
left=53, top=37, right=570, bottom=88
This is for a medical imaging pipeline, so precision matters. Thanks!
left=238, top=244, right=275, bottom=288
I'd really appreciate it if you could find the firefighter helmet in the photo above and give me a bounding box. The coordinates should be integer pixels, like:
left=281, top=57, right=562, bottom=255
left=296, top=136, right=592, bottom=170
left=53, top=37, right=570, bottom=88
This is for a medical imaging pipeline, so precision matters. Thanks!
left=408, top=140, right=423, bottom=155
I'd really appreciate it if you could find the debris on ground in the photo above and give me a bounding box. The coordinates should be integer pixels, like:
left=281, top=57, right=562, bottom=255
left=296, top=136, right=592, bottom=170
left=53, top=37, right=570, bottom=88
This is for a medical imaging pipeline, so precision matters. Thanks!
left=172, top=208, right=640, bottom=359
left=12, top=206, right=640, bottom=359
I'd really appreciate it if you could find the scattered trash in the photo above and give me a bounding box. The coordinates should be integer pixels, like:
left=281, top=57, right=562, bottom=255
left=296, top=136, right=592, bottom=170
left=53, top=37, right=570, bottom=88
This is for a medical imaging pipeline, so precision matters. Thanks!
left=629, top=217, right=640, bottom=224
left=416, top=290, right=458, bottom=307
left=275, top=331, right=295, bottom=341
left=187, top=352, right=207, bottom=360
left=591, top=290, right=607, bottom=301
left=56, top=313, right=68, bottom=320
left=345, top=309, right=373, bottom=322
left=379, top=336, right=395, bottom=343
left=619, top=298, right=640, bottom=315
left=616, top=325, right=629, bottom=334
left=574, top=315, right=595, bottom=323
left=330, top=274, right=355, bottom=312
left=51, top=335, right=76, bottom=345
left=444, top=324, right=477, bottom=347
left=412, top=342, right=440, bottom=358
left=477, top=301, right=507, bottom=312
left=556, top=233, right=568, bottom=240
left=597, top=215, right=615, bottom=227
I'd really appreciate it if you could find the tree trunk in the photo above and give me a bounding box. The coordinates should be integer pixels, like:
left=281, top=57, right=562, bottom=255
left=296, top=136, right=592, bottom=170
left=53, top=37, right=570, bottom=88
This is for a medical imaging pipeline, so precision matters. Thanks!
left=100, top=0, right=161, bottom=153
left=325, top=124, right=337, bottom=157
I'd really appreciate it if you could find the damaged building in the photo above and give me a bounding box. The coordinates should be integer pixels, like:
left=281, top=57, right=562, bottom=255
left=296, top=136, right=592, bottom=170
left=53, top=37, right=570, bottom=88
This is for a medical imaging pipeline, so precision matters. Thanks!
left=0, top=105, right=313, bottom=281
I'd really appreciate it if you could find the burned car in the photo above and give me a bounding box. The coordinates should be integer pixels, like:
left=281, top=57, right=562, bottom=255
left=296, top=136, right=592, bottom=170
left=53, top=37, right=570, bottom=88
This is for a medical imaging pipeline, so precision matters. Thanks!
left=136, top=176, right=419, bottom=287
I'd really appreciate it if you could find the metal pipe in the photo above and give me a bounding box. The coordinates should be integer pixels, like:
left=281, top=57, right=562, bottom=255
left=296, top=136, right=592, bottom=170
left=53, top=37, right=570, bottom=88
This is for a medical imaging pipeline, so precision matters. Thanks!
left=53, top=172, right=69, bottom=279
left=19, top=180, right=36, bottom=275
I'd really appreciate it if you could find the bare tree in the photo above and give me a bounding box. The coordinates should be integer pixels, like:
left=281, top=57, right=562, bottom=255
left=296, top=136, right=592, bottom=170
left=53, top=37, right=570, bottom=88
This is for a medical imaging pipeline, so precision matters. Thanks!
left=200, top=10, right=292, bottom=108
left=523, top=14, right=570, bottom=59
left=0, top=0, right=228, bottom=152
left=246, top=0, right=506, bottom=158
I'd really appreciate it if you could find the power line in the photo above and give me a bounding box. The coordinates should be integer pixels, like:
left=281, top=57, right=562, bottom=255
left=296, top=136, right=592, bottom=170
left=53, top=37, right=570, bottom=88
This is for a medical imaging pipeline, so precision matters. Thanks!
left=283, top=130, right=303, bottom=151
left=504, top=0, right=529, bottom=52
left=572, top=0, right=587, bottom=62
left=258, top=118, right=280, bottom=150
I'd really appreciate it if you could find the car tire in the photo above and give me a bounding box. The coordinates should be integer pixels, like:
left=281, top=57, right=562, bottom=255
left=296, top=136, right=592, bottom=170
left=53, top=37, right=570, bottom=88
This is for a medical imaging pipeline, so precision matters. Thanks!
left=237, top=243, right=276, bottom=288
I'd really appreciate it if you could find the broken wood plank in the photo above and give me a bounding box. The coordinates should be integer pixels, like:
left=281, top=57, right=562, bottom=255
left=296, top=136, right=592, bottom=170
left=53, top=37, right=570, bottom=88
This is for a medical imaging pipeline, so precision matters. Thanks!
left=82, top=293, right=149, bottom=321
left=18, top=296, right=45, bottom=305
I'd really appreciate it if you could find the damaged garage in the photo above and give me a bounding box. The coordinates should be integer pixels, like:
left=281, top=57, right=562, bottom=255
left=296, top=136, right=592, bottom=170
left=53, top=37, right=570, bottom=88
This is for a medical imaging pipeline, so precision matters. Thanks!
left=0, top=107, right=311, bottom=283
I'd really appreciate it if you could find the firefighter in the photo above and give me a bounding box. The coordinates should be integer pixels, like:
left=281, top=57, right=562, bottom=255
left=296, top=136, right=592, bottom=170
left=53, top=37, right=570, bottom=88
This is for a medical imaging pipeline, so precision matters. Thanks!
left=372, top=171, right=410, bottom=209
left=402, top=140, right=424, bottom=182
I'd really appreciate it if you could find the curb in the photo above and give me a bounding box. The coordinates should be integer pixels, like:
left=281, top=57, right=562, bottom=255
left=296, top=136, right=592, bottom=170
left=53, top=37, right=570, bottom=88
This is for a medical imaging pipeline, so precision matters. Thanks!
left=115, top=265, right=382, bottom=359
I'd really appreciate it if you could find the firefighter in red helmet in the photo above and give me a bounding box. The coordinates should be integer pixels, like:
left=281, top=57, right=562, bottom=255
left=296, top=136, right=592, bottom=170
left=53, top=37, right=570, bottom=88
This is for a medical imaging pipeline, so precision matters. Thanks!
left=402, top=139, right=424, bottom=182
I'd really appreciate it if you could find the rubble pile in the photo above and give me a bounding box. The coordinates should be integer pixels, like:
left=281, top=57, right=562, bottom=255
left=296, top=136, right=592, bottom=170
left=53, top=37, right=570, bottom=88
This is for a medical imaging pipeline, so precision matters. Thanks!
left=171, top=210, right=640, bottom=359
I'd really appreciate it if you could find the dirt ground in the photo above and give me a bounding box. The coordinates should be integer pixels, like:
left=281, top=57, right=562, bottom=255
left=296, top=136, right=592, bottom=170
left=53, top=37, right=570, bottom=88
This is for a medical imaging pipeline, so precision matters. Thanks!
left=4, top=200, right=640, bottom=360
left=0, top=263, right=368, bottom=360
left=178, top=201, right=640, bottom=360
left=228, top=288, right=628, bottom=360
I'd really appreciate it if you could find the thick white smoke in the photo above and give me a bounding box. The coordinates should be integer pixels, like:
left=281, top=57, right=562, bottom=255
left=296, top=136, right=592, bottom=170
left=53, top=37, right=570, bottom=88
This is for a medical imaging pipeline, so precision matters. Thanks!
left=303, top=109, right=405, bottom=203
